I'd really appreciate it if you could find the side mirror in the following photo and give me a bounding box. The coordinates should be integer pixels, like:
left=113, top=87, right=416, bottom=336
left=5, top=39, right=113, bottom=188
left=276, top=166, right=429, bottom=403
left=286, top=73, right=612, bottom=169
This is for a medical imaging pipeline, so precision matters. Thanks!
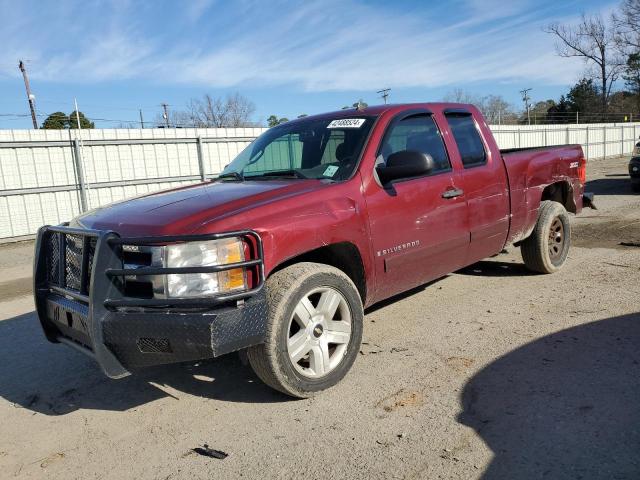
left=376, top=150, right=434, bottom=184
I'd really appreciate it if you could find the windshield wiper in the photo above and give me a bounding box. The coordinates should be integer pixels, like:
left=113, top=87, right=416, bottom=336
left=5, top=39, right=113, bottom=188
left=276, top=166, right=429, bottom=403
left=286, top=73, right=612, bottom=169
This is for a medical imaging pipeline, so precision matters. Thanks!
left=216, top=171, right=244, bottom=182
left=246, top=170, right=307, bottom=180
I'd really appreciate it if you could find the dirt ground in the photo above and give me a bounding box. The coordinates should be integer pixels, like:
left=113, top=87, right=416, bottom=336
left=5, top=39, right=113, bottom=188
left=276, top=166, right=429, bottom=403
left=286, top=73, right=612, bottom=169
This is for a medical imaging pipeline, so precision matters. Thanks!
left=0, top=156, right=639, bottom=480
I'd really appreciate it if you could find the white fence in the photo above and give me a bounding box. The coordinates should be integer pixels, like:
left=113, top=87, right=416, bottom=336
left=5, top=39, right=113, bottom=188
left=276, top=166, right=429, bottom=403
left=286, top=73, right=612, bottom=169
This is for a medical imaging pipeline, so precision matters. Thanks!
left=491, top=122, right=640, bottom=160
left=0, top=127, right=266, bottom=241
left=0, top=122, right=636, bottom=241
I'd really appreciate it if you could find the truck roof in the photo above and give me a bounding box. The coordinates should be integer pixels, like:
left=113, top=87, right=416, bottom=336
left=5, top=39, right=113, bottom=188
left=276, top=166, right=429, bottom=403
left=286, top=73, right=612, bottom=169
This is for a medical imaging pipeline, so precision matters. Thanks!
left=288, top=103, right=477, bottom=124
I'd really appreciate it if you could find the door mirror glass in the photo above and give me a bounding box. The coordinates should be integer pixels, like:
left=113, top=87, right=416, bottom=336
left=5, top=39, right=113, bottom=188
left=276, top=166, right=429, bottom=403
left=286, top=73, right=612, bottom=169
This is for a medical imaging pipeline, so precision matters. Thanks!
left=376, top=150, right=435, bottom=184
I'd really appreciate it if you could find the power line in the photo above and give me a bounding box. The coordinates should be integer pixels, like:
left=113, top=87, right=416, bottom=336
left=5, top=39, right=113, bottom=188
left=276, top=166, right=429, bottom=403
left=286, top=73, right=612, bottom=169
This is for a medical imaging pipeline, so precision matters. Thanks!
left=31, top=98, right=162, bottom=111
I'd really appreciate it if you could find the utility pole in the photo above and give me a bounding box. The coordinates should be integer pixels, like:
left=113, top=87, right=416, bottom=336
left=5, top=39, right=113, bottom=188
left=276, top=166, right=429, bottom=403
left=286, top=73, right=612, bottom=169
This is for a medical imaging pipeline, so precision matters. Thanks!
left=161, top=103, right=170, bottom=127
left=139, top=109, right=145, bottom=128
left=377, top=88, right=391, bottom=104
left=18, top=60, right=38, bottom=129
left=520, top=88, right=532, bottom=125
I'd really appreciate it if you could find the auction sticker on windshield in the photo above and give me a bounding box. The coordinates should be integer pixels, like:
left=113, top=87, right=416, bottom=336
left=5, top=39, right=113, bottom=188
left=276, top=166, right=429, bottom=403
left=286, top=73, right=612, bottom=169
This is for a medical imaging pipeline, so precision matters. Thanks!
left=327, top=119, right=366, bottom=129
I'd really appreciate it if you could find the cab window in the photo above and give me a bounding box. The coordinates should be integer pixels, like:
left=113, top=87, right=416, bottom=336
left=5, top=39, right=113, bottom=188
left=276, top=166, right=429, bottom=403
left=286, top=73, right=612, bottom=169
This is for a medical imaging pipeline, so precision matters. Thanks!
left=445, top=113, right=487, bottom=168
left=379, top=115, right=451, bottom=174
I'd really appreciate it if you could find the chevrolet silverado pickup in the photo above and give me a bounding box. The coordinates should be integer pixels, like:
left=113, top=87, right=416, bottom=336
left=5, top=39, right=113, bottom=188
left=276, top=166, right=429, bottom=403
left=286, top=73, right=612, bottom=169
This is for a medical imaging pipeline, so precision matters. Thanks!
left=34, top=103, right=594, bottom=398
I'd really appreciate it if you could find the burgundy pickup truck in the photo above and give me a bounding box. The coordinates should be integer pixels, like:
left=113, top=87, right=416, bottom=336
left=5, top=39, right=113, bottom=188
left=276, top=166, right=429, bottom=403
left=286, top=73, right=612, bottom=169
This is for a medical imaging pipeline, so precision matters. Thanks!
left=34, top=103, right=593, bottom=397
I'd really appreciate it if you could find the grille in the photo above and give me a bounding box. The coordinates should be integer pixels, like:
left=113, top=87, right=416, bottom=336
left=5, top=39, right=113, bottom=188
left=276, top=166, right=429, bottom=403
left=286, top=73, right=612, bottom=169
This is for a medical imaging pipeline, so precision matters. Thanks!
left=45, top=231, right=96, bottom=295
left=65, top=234, right=83, bottom=291
left=46, top=232, right=61, bottom=286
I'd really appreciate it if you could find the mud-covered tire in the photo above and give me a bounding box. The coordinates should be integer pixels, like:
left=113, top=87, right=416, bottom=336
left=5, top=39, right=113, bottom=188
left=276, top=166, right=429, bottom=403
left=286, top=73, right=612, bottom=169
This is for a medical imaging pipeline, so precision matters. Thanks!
left=247, top=262, right=363, bottom=398
left=521, top=200, right=571, bottom=274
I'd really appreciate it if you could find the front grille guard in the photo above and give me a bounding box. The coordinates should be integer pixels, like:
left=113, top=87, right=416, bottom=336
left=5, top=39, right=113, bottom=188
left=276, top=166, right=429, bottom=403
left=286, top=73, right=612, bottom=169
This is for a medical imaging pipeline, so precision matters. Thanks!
left=33, top=225, right=265, bottom=378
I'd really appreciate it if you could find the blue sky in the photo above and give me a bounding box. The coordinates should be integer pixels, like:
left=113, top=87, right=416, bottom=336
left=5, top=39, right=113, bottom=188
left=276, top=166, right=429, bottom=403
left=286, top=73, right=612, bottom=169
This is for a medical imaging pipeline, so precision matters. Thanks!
left=0, top=0, right=617, bottom=128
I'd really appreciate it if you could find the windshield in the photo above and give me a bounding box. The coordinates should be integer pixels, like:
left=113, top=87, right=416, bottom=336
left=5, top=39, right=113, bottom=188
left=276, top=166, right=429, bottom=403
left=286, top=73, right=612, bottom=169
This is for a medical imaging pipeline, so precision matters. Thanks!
left=220, top=117, right=375, bottom=181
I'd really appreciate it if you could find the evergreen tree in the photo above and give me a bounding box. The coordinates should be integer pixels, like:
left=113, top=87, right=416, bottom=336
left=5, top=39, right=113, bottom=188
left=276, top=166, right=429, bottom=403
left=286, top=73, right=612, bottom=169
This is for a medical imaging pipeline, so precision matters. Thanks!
left=566, top=79, right=600, bottom=116
left=68, top=110, right=95, bottom=129
left=267, top=115, right=289, bottom=127
left=41, top=112, right=69, bottom=129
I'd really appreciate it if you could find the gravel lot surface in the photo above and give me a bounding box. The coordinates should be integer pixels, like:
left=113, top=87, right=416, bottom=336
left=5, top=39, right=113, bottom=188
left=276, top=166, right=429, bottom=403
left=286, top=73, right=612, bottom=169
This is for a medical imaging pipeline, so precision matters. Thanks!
left=0, top=156, right=638, bottom=479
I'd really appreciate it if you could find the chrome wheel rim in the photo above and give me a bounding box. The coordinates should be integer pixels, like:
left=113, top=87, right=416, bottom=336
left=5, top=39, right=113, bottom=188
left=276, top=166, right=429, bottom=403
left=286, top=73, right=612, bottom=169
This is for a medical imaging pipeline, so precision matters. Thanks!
left=548, top=217, right=565, bottom=261
left=287, top=286, right=352, bottom=378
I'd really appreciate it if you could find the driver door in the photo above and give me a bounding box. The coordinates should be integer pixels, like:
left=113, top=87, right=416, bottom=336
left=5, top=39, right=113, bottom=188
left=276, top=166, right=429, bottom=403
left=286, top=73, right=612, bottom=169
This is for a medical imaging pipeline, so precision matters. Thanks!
left=364, top=112, right=470, bottom=300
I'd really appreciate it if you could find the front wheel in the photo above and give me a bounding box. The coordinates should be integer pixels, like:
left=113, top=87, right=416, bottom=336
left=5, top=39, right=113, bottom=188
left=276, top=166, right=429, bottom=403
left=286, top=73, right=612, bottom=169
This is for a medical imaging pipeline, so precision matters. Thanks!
left=521, top=200, right=571, bottom=274
left=247, top=262, right=363, bottom=398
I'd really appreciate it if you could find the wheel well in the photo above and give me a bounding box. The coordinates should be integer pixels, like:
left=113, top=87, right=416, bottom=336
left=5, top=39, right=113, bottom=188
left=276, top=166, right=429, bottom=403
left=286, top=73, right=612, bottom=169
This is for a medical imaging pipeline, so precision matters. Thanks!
left=541, top=181, right=576, bottom=213
left=270, top=242, right=367, bottom=303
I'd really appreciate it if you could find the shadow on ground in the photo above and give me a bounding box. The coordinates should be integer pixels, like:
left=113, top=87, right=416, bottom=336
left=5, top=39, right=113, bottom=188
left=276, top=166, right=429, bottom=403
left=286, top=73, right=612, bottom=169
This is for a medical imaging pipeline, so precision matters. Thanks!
left=456, top=260, right=532, bottom=278
left=458, top=312, right=640, bottom=479
left=585, top=177, right=637, bottom=196
left=364, top=277, right=445, bottom=314
left=0, top=311, right=286, bottom=416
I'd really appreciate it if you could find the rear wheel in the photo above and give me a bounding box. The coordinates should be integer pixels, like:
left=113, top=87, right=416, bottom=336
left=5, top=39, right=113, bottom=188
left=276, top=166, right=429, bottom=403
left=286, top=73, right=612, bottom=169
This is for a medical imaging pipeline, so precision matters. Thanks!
left=247, top=262, right=363, bottom=398
left=521, top=200, right=571, bottom=274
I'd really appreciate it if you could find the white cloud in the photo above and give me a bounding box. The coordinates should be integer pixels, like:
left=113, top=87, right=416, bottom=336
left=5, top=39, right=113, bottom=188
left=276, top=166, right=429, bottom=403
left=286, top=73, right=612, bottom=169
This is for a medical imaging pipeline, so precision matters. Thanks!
left=0, top=0, right=595, bottom=90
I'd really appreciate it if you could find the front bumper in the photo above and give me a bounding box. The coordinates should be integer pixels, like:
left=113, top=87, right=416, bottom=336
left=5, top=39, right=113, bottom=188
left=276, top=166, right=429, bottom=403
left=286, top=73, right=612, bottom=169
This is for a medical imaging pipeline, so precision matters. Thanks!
left=34, top=225, right=267, bottom=378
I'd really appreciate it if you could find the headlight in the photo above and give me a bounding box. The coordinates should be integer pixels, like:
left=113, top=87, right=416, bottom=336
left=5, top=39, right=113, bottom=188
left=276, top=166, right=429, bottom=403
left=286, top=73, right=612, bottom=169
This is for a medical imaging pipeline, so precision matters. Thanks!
left=165, top=238, right=246, bottom=298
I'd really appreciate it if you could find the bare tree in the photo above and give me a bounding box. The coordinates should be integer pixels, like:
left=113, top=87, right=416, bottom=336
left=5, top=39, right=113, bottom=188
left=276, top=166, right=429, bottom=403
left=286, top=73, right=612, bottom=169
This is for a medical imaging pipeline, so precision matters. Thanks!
left=545, top=14, right=624, bottom=113
left=153, top=109, right=196, bottom=128
left=187, top=93, right=256, bottom=127
left=613, top=0, right=640, bottom=51
left=482, top=95, right=517, bottom=124
left=443, top=90, right=517, bottom=124
left=225, top=92, right=256, bottom=127
left=443, top=88, right=484, bottom=106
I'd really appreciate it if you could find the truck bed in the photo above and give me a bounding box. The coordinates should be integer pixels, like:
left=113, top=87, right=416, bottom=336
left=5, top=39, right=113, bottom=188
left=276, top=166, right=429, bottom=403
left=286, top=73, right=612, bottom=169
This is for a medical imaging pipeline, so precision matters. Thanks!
left=499, top=144, right=585, bottom=245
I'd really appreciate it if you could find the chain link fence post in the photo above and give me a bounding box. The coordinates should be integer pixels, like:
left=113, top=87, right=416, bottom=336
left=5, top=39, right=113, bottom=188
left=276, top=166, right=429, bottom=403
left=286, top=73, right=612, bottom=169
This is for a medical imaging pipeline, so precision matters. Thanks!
left=196, top=136, right=206, bottom=181
left=585, top=126, right=590, bottom=160
left=72, top=138, right=89, bottom=212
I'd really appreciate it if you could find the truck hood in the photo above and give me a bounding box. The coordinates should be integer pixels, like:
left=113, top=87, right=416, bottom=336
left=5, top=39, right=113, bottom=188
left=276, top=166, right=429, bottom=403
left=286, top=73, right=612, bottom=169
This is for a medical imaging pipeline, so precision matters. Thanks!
left=76, top=180, right=327, bottom=236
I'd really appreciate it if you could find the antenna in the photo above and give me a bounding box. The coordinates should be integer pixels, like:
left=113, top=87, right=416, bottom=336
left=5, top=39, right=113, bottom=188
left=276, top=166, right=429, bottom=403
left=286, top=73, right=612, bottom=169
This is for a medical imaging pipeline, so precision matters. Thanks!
left=520, top=88, right=532, bottom=125
left=377, top=88, right=391, bottom=104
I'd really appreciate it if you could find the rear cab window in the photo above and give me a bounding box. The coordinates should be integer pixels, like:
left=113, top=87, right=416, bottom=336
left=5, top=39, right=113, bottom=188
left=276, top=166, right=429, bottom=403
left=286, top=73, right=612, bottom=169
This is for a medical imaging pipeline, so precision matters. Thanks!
left=445, top=113, right=487, bottom=168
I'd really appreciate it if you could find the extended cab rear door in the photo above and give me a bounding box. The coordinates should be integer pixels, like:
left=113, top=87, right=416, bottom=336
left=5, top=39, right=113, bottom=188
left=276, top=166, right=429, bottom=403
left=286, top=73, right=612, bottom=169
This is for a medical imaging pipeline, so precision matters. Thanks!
left=364, top=110, right=470, bottom=300
left=442, top=110, right=510, bottom=264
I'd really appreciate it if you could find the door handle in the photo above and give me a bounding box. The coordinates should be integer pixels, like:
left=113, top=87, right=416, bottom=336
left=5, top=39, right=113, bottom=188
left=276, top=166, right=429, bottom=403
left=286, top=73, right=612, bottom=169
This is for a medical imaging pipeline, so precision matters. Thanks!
left=441, top=188, right=464, bottom=199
